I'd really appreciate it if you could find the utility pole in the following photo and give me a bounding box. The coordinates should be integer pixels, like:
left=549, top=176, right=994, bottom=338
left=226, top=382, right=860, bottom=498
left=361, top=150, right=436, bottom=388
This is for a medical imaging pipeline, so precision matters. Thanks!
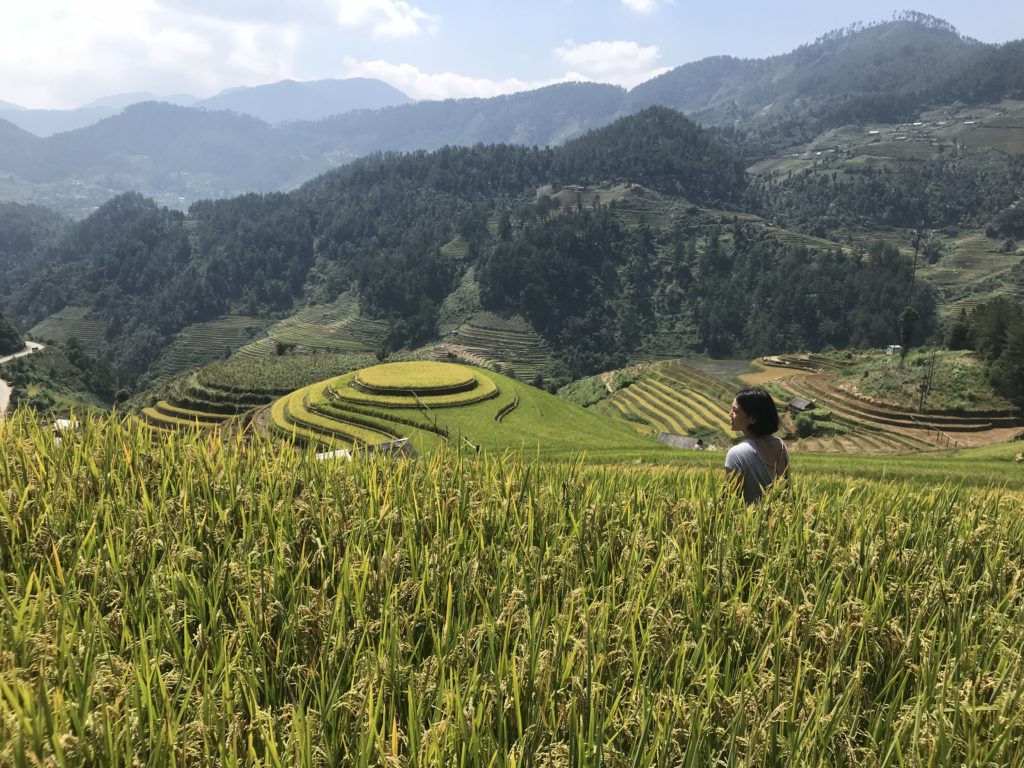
left=917, top=347, right=937, bottom=412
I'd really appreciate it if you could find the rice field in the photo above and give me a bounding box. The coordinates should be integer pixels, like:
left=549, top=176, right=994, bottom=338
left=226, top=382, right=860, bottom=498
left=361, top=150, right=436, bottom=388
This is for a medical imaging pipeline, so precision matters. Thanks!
left=441, top=312, right=553, bottom=381
left=265, top=361, right=652, bottom=457
left=606, top=360, right=733, bottom=441
left=148, top=316, right=265, bottom=379
left=233, top=294, right=388, bottom=359
left=139, top=353, right=385, bottom=435
left=1, top=411, right=1023, bottom=766
left=27, top=307, right=106, bottom=353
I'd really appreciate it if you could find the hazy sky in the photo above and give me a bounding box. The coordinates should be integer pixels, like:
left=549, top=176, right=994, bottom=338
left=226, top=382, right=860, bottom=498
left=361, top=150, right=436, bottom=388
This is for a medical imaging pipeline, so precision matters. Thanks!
left=2, top=1, right=1022, bottom=110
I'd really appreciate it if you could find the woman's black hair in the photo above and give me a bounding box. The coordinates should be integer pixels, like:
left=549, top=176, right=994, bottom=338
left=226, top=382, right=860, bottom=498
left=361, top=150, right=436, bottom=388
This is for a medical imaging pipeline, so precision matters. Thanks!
left=735, top=387, right=779, bottom=436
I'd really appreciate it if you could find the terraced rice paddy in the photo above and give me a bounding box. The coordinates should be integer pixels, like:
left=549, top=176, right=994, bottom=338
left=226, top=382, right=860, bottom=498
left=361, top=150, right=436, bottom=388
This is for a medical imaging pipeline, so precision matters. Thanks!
left=440, top=235, right=470, bottom=260
left=441, top=312, right=553, bottom=380
left=233, top=293, right=388, bottom=359
left=27, top=306, right=106, bottom=352
left=610, top=195, right=686, bottom=231
left=267, top=361, right=656, bottom=457
left=138, top=356, right=371, bottom=435
left=148, top=315, right=265, bottom=378
left=919, top=233, right=1024, bottom=317
left=607, top=360, right=732, bottom=439
left=775, top=372, right=1023, bottom=452
left=140, top=374, right=272, bottom=433
left=269, top=362, right=500, bottom=451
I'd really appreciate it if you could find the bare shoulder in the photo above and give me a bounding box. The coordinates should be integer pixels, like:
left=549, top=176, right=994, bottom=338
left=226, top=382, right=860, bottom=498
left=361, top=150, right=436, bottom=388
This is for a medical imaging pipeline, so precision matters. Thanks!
left=757, top=436, right=788, bottom=466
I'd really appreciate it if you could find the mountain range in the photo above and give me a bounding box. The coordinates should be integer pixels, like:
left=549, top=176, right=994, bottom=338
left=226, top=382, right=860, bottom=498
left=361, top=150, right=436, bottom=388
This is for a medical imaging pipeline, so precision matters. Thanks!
left=1, top=14, right=1023, bottom=218
left=0, top=77, right=411, bottom=138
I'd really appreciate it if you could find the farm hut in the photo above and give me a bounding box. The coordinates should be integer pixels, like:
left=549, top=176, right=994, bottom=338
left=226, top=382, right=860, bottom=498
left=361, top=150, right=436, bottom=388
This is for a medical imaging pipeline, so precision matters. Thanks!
left=657, top=433, right=705, bottom=450
left=787, top=397, right=815, bottom=414
left=886, top=344, right=903, bottom=356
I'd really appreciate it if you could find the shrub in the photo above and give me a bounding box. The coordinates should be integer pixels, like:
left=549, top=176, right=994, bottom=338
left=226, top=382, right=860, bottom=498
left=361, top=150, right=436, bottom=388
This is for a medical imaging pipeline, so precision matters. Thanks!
left=795, top=412, right=816, bottom=438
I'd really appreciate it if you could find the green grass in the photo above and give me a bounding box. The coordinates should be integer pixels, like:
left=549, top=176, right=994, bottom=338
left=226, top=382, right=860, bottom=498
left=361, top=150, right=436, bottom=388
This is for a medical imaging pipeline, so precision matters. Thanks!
left=834, top=349, right=1014, bottom=413
left=0, top=410, right=1023, bottom=765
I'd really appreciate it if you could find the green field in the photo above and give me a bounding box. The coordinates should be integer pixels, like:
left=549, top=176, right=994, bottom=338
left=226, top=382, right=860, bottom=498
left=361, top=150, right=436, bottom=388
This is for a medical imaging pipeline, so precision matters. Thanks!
left=0, top=411, right=1022, bottom=765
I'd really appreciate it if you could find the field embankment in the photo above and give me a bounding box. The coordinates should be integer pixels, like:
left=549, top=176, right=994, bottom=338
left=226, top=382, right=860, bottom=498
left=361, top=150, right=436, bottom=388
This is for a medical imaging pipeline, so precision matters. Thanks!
left=0, top=413, right=1022, bottom=765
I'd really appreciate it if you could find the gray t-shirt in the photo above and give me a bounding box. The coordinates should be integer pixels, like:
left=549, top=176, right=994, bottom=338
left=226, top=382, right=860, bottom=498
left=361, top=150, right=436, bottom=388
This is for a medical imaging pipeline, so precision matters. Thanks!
left=724, top=437, right=789, bottom=503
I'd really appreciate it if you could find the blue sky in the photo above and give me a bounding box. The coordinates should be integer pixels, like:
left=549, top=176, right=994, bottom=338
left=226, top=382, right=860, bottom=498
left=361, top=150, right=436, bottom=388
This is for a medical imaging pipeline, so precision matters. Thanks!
left=2, top=0, right=1022, bottom=109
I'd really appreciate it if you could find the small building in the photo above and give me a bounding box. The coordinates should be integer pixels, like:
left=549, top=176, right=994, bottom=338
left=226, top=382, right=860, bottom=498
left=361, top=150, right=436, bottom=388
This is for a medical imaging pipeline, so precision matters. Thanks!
left=316, top=448, right=353, bottom=462
left=787, top=397, right=815, bottom=414
left=657, top=433, right=707, bottom=450
left=886, top=344, right=904, bottom=356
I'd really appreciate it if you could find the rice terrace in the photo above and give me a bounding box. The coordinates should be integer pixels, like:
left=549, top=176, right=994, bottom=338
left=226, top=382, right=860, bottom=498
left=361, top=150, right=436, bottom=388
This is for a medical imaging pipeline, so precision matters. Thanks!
left=5, top=7, right=1024, bottom=767
left=3, top=348, right=1024, bottom=764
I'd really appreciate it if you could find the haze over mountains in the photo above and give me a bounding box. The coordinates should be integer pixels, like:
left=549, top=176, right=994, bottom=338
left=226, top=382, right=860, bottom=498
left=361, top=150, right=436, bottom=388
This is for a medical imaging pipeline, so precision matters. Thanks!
left=1, top=15, right=1022, bottom=216
left=0, top=77, right=412, bottom=138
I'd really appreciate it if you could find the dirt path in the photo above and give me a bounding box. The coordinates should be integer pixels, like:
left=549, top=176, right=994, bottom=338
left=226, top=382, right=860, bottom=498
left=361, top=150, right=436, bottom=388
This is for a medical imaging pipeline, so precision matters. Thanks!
left=0, top=342, right=45, bottom=421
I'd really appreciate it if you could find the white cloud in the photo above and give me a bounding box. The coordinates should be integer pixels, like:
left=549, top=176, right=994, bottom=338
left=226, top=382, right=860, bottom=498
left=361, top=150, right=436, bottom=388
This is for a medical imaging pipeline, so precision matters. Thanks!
left=340, top=38, right=669, bottom=102
left=620, top=0, right=664, bottom=13
left=554, top=40, right=670, bottom=88
left=0, top=0, right=300, bottom=108
left=336, top=0, right=440, bottom=38
left=341, top=57, right=557, bottom=100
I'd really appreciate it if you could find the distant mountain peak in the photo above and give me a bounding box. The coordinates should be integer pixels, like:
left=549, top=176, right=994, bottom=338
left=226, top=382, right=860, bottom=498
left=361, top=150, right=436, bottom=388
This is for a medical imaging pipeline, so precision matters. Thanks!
left=199, top=77, right=412, bottom=124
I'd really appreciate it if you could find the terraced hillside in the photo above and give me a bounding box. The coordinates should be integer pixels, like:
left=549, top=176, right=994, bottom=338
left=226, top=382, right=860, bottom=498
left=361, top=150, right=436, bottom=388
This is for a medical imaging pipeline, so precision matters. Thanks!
left=605, top=360, right=733, bottom=442
left=777, top=372, right=1024, bottom=451
left=758, top=354, right=845, bottom=373
left=268, top=360, right=657, bottom=457
left=140, top=373, right=283, bottom=433
left=148, top=315, right=265, bottom=379
left=138, top=352, right=382, bottom=434
left=438, top=312, right=553, bottom=381
left=440, top=235, right=470, bottom=261
left=27, top=307, right=106, bottom=353
left=233, top=293, right=388, bottom=359
left=919, top=233, right=1024, bottom=318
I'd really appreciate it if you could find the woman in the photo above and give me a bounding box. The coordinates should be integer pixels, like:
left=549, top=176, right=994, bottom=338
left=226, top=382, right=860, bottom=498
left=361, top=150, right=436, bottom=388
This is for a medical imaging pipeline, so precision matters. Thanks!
left=725, top=387, right=789, bottom=503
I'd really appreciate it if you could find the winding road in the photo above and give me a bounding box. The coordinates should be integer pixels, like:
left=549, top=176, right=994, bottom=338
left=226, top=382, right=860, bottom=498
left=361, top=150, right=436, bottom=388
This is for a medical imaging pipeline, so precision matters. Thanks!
left=0, top=341, right=45, bottom=421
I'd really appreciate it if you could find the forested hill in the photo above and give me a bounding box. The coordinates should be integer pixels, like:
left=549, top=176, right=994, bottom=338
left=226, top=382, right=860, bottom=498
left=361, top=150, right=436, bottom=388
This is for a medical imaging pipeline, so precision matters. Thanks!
left=0, top=202, right=69, bottom=297
left=1, top=108, right=936, bottom=384
left=2, top=15, right=1022, bottom=215
left=630, top=14, right=1024, bottom=152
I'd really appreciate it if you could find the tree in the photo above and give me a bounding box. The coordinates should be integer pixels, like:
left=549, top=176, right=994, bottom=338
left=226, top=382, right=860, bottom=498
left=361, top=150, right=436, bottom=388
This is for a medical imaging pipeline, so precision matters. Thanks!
left=945, top=308, right=971, bottom=350
left=0, top=313, right=23, bottom=355
left=990, top=316, right=1024, bottom=408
